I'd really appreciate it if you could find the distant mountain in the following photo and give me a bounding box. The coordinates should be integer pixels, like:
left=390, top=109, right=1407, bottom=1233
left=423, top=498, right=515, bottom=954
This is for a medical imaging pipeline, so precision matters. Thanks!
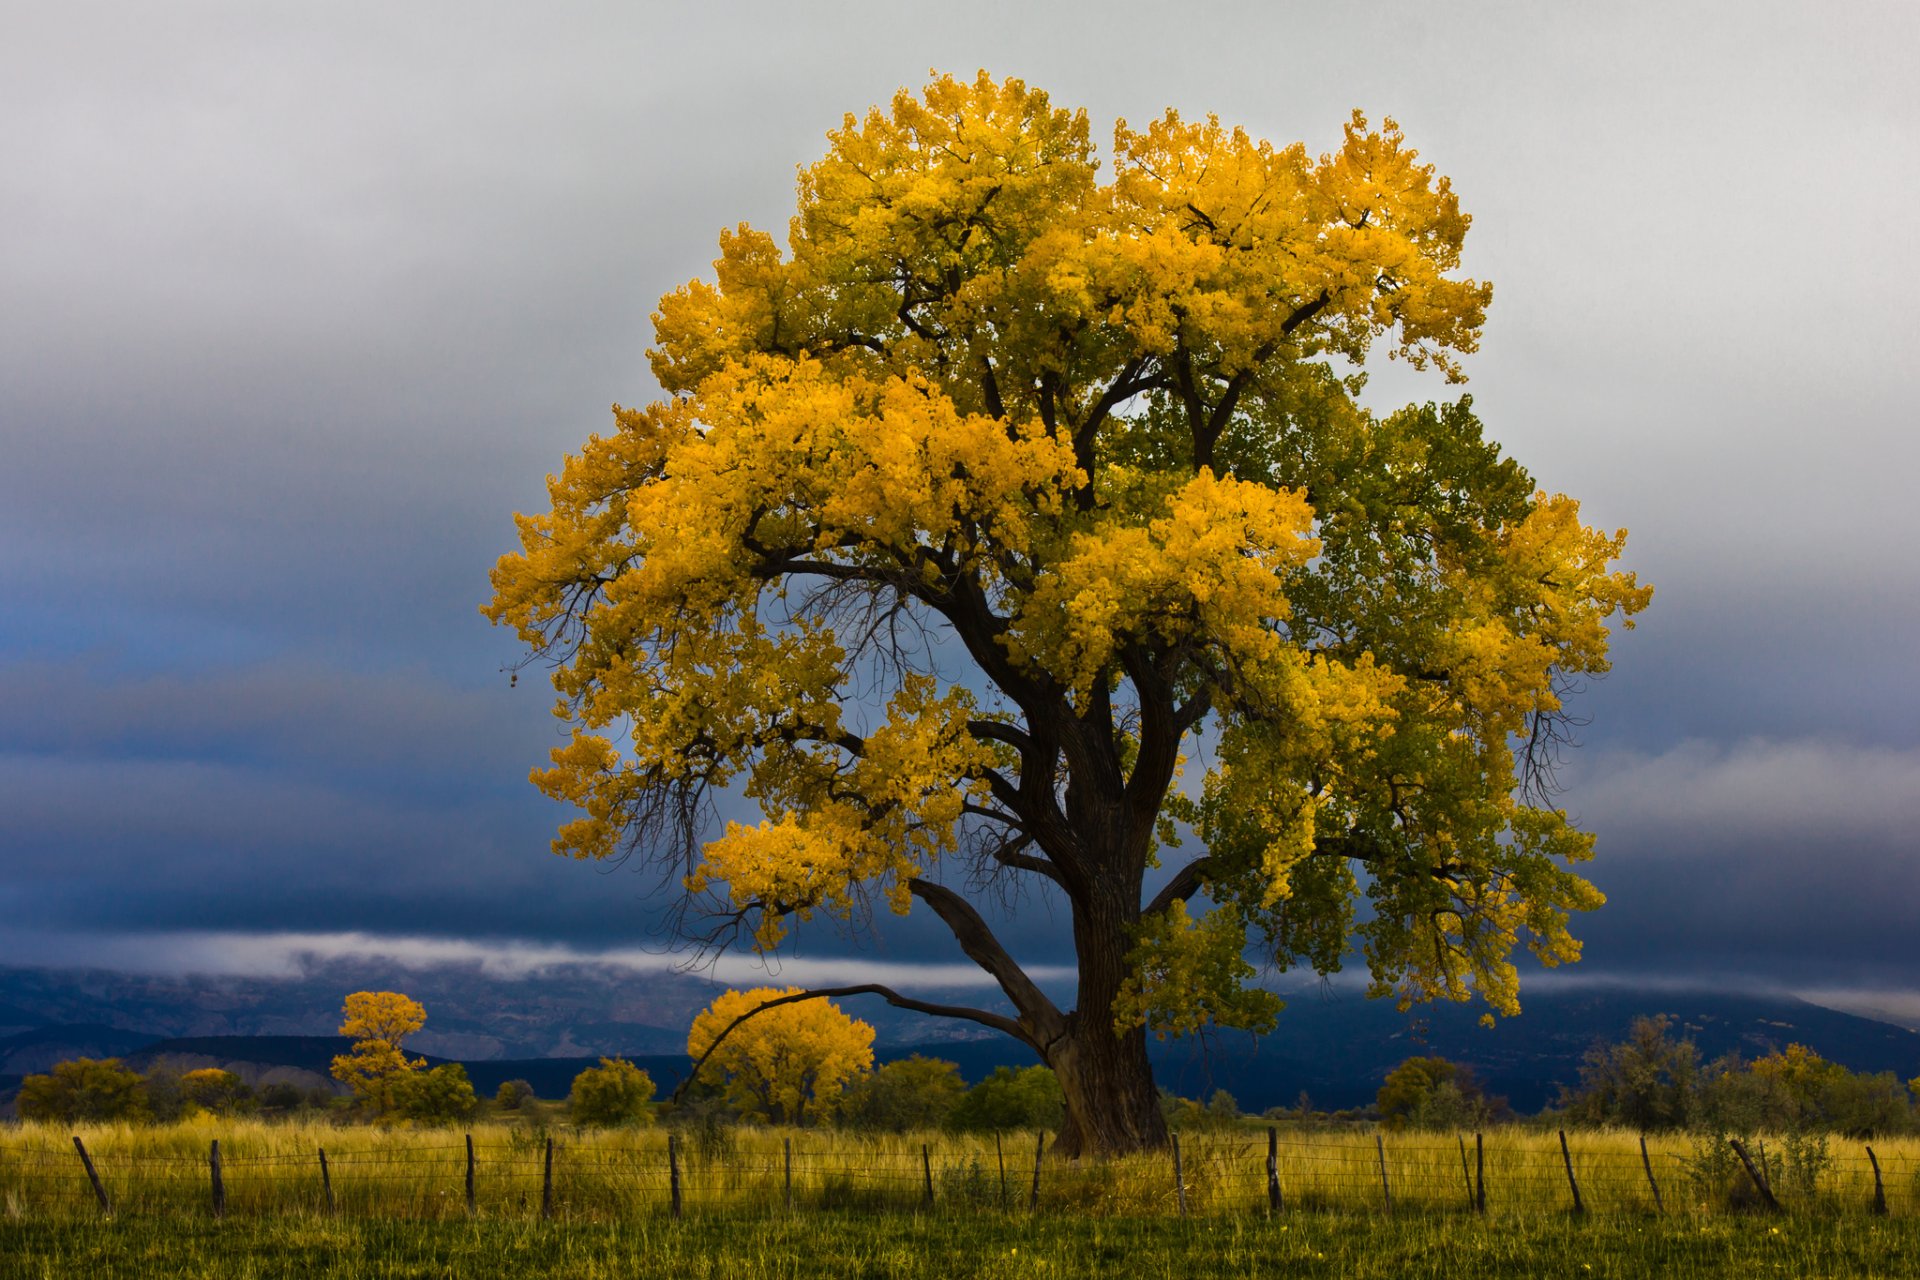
left=0, top=1023, right=160, bottom=1076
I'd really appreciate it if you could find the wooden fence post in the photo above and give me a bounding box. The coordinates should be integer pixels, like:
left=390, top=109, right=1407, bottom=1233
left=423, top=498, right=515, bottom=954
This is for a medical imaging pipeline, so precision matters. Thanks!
left=1639, top=1134, right=1663, bottom=1214
left=784, top=1137, right=793, bottom=1211
left=209, top=1139, right=225, bottom=1218
left=542, top=1136, right=554, bottom=1221
left=1265, top=1126, right=1281, bottom=1214
left=1728, top=1138, right=1781, bottom=1212
left=318, top=1146, right=335, bottom=1216
left=1457, top=1135, right=1473, bottom=1211
left=1172, top=1133, right=1187, bottom=1218
left=1558, top=1130, right=1585, bottom=1215
left=1474, top=1131, right=1485, bottom=1214
left=1029, top=1132, right=1044, bottom=1211
left=922, top=1142, right=935, bottom=1208
left=71, top=1136, right=109, bottom=1214
left=995, top=1132, right=1007, bottom=1210
left=668, top=1133, right=683, bottom=1219
left=1375, top=1133, right=1391, bottom=1214
left=1867, top=1145, right=1887, bottom=1216
left=465, top=1133, right=476, bottom=1216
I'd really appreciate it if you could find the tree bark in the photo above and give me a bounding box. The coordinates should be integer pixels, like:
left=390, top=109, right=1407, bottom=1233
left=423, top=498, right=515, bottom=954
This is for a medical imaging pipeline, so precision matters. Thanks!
left=1048, top=1018, right=1167, bottom=1158
left=1043, top=877, right=1168, bottom=1158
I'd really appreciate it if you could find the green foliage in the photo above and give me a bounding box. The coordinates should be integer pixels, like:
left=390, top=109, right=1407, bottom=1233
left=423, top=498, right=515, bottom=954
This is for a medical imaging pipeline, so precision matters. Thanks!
left=180, top=1068, right=254, bottom=1116
left=944, top=1066, right=1065, bottom=1133
left=1561, top=1015, right=1698, bottom=1131
left=16, top=1057, right=150, bottom=1123
left=1162, top=1088, right=1243, bottom=1131
left=837, top=1056, right=965, bottom=1132
left=388, top=1064, right=478, bottom=1125
left=494, top=1078, right=536, bottom=1111
left=570, top=1057, right=656, bottom=1128
left=1376, top=1056, right=1497, bottom=1131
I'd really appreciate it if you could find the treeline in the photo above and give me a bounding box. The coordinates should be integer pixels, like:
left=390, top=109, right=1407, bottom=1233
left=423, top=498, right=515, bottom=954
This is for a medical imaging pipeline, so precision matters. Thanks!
left=1558, top=1016, right=1919, bottom=1137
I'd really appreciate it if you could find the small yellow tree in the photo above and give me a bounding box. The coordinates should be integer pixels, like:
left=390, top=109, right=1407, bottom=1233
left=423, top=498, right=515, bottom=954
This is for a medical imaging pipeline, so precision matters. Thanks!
left=688, top=987, right=874, bottom=1125
left=330, top=990, right=427, bottom=1113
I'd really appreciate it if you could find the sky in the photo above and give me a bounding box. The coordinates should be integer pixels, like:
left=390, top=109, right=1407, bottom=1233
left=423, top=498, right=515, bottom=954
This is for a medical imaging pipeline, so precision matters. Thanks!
left=2, top=2, right=1917, bottom=1022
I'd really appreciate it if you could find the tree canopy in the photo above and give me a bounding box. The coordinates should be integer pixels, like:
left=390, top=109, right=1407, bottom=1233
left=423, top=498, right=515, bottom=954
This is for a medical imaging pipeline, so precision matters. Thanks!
left=330, top=990, right=428, bottom=1114
left=487, top=71, right=1650, bottom=1155
left=687, top=987, right=875, bottom=1125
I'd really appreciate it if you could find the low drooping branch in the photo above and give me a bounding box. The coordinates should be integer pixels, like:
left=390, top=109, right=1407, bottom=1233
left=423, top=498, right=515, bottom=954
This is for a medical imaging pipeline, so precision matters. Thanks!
left=908, top=877, right=1067, bottom=1047
left=673, top=983, right=1031, bottom=1103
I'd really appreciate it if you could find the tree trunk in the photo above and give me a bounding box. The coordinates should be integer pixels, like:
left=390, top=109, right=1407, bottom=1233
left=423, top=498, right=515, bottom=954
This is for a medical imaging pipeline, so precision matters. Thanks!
left=1044, top=879, right=1168, bottom=1158
left=1047, top=1018, right=1167, bottom=1158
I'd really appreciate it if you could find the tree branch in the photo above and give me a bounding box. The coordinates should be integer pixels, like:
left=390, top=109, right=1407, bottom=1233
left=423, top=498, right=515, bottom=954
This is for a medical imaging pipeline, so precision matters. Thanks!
left=909, top=877, right=1066, bottom=1046
left=1144, top=856, right=1215, bottom=916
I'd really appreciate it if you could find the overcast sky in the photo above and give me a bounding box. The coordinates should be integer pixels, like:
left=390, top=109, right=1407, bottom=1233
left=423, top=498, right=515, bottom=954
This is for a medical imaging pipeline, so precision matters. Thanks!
left=3, top=2, right=1916, bottom=1018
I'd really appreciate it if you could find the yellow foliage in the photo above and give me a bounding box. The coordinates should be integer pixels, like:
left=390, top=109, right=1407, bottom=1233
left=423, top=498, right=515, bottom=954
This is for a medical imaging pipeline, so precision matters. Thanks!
left=330, top=991, right=427, bottom=1113
left=485, top=71, right=1651, bottom=1055
left=687, top=988, right=876, bottom=1125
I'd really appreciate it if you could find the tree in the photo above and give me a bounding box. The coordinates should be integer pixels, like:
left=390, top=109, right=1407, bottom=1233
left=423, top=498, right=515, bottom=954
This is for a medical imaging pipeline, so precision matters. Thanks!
left=1377, top=1055, right=1497, bottom=1130
left=179, top=1068, right=254, bottom=1116
left=487, top=72, right=1650, bottom=1156
left=1561, top=1015, right=1698, bottom=1131
left=329, top=990, right=428, bottom=1113
left=569, top=1057, right=656, bottom=1127
left=388, top=1064, right=478, bottom=1125
left=17, top=1058, right=151, bottom=1123
left=946, top=1065, right=1066, bottom=1133
left=687, top=988, right=874, bottom=1125
left=839, top=1055, right=966, bottom=1131
left=495, top=1078, right=537, bottom=1111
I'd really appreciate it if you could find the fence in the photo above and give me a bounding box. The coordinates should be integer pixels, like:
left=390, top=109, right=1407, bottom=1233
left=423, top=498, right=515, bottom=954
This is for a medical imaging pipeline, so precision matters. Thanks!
left=1, top=1127, right=1913, bottom=1221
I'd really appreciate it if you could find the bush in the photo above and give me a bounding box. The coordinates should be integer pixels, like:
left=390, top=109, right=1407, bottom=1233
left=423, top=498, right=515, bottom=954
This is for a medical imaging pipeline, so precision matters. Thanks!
left=838, top=1057, right=965, bottom=1131
left=945, top=1066, right=1064, bottom=1133
left=1378, top=1057, right=1502, bottom=1131
left=387, top=1064, right=478, bottom=1125
left=570, top=1058, right=656, bottom=1127
left=494, top=1079, right=536, bottom=1111
left=17, top=1058, right=151, bottom=1124
left=181, top=1068, right=254, bottom=1116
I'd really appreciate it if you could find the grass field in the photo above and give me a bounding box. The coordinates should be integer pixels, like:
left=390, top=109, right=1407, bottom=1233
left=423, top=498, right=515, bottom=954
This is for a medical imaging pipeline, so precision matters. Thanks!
left=4, top=1212, right=1919, bottom=1279
left=4, top=1121, right=1916, bottom=1220
left=4, top=1122, right=1917, bottom=1277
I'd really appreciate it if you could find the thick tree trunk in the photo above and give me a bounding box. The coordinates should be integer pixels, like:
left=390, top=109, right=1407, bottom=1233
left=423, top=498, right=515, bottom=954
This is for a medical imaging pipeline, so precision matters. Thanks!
left=1042, top=874, right=1168, bottom=1158
left=1048, top=1018, right=1167, bottom=1158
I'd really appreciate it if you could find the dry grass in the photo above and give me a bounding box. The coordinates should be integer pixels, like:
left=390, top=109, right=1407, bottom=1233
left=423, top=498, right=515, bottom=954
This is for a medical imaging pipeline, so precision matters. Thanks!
left=3, top=1120, right=1915, bottom=1221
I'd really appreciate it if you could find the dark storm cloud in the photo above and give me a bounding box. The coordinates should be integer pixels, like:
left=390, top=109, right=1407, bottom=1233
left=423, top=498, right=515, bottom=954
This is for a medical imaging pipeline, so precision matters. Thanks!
left=1, top=2, right=1916, bottom=1000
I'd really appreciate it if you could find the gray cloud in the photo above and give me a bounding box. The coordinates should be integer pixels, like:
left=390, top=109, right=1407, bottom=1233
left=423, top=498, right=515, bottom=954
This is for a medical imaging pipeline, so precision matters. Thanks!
left=1, top=2, right=1916, bottom=998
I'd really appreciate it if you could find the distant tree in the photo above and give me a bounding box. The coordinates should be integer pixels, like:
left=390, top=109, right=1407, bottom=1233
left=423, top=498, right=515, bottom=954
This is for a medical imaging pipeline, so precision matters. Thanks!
left=180, top=1068, right=254, bottom=1116
left=1378, top=1055, right=1498, bottom=1130
left=688, top=988, right=874, bottom=1125
left=1561, top=1015, right=1698, bottom=1131
left=570, top=1058, right=656, bottom=1127
left=389, top=1064, right=478, bottom=1125
left=258, top=1082, right=307, bottom=1115
left=1162, top=1087, right=1243, bottom=1131
left=17, top=1058, right=150, bottom=1124
left=329, top=991, right=428, bottom=1114
left=1722, top=1044, right=1912, bottom=1137
left=494, top=1078, right=537, bottom=1111
left=945, top=1066, right=1065, bottom=1133
left=838, top=1056, right=966, bottom=1131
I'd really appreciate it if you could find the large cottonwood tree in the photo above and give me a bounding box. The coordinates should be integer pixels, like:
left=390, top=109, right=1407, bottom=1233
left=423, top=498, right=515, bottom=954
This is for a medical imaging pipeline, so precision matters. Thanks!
left=487, top=73, right=1650, bottom=1156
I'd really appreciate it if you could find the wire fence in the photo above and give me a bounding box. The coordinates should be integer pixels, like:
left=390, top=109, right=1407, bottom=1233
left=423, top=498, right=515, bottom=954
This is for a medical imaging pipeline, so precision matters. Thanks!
left=1, top=1128, right=1913, bottom=1222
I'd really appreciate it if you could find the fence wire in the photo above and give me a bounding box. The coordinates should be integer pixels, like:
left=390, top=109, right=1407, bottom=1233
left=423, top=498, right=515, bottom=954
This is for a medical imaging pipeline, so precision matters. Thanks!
left=1, top=1129, right=1912, bottom=1222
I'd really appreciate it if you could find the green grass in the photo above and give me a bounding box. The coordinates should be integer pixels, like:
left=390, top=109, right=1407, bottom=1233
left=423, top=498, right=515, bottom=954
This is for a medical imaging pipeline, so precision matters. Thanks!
left=2, top=1211, right=1916, bottom=1279
left=6, top=1121, right=1917, bottom=1220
